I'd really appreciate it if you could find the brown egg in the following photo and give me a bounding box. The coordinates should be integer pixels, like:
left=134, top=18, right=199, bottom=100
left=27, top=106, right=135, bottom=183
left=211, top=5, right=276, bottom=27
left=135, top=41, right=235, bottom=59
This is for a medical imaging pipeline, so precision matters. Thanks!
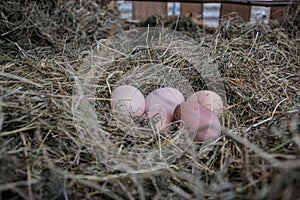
left=187, top=90, right=224, bottom=118
left=174, top=101, right=221, bottom=142
left=111, top=85, right=145, bottom=117
left=144, top=87, right=185, bottom=131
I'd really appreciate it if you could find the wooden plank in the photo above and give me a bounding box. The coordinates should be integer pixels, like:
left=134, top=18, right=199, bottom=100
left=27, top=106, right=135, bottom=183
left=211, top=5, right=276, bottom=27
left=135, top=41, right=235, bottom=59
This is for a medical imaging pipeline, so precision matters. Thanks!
left=127, top=0, right=297, bottom=6
left=132, top=1, right=167, bottom=20
left=221, top=4, right=251, bottom=21
left=180, top=2, right=203, bottom=17
left=270, top=6, right=289, bottom=22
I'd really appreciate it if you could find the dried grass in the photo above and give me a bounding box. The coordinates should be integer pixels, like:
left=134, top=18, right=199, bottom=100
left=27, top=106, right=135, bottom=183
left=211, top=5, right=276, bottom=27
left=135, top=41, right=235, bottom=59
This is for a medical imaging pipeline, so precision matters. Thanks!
left=0, top=1, right=299, bottom=200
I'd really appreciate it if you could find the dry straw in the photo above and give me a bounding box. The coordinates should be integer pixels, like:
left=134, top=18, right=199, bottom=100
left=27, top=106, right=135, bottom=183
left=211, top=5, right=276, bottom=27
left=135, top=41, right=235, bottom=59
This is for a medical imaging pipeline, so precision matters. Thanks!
left=0, top=0, right=299, bottom=199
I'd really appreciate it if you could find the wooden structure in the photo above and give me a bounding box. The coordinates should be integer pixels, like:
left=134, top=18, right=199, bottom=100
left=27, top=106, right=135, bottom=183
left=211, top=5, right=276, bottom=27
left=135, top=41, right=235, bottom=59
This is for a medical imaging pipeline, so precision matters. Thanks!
left=126, top=0, right=297, bottom=25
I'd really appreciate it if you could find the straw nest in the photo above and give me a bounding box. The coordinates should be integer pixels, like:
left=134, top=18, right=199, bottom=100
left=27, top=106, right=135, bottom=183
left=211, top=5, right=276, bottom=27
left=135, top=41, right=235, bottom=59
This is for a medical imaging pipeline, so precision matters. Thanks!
left=0, top=1, right=299, bottom=199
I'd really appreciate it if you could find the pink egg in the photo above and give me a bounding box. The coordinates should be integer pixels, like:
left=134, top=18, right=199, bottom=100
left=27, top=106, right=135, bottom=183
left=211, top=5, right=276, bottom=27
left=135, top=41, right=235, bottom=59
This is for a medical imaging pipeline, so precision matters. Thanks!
left=174, top=101, right=221, bottom=141
left=144, top=87, right=185, bottom=131
left=147, top=104, right=173, bottom=131
left=111, top=85, right=145, bottom=117
left=188, top=90, right=224, bottom=118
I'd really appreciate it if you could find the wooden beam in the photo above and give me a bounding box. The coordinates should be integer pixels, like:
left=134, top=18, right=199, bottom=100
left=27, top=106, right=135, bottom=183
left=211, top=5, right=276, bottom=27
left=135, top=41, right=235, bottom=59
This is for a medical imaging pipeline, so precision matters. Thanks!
left=180, top=2, right=203, bottom=17
left=221, top=4, right=251, bottom=21
left=270, top=6, right=289, bottom=22
left=132, top=1, right=167, bottom=20
left=123, top=0, right=297, bottom=7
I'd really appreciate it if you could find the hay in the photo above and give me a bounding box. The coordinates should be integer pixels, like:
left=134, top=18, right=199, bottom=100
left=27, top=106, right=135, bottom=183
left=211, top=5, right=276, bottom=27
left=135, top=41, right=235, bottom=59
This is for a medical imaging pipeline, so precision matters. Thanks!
left=0, top=1, right=300, bottom=199
left=0, top=0, right=120, bottom=59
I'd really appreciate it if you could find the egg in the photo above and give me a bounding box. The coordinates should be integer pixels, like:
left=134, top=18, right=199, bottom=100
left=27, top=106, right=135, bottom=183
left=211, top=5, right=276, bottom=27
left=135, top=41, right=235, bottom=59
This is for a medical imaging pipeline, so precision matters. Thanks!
left=111, top=85, right=145, bottom=117
left=146, top=104, right=172, bottom=131
left=187, top=90, right=224, bottom=118
left=144, top=87, right=185, bottom=131
left=174, top=101, right=221, bottom=142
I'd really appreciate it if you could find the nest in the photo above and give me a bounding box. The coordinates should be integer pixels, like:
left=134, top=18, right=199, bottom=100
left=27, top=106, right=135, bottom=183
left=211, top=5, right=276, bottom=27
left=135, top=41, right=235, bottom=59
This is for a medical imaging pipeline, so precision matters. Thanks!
left=73, top=27, right=226, bottom=173
left=0, top=1, right=299, bottom=199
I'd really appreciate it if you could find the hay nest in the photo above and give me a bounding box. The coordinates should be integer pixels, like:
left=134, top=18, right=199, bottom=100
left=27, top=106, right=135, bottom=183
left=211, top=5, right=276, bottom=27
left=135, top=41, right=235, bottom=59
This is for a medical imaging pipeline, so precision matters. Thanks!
left=0, top=1, right=300, bottom=199
left=73, top=26, right=226, bottom=175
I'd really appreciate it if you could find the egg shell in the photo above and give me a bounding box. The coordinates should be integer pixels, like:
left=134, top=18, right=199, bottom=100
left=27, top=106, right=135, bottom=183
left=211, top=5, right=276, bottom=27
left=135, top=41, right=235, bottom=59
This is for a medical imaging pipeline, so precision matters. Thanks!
left=174, top=101, right=221, bottom=141
left=145, top=87, right=185, bottom=116
left=147, top=104, right=173, bottom=131
left=188, top=90, right=224, bottom=118
left=144, top=87, right=185, bottom=131
left=111, top=85, right=145, bottom=117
